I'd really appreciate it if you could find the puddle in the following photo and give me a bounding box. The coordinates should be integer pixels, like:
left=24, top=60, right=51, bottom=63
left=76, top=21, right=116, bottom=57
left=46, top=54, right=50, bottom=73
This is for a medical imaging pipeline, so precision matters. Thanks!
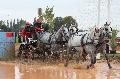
left=0, top=63, right=120, bottom=79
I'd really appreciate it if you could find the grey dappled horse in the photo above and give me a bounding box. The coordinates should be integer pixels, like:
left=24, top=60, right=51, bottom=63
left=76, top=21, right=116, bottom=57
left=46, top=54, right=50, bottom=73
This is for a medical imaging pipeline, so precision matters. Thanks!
left=83, top=22, right=112, bottom=69
left=36, top=26, right=69, bottom=45
left=36, top=26, right=69, bottom=61
left=65, top=23, right=112, bottom=69
left=85, top=22, right=113, bottom=69
left=65, top=25, right=101, bottom=67
left=97, top=22, right=113, bottom=69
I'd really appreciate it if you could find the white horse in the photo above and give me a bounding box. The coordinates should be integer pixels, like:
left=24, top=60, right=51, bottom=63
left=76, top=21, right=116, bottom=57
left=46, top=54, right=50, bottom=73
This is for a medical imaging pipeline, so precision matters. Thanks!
left=36, top=25, right=69, bottom=45
left=64, top=25, right=101, bottom=67
left=68, top=27, right=100, bottom=47
left=96, top=22, right=113, bottom=69
left=82, top=22, right=113, bottom=69
left=35, top=25, right=70, bottom=61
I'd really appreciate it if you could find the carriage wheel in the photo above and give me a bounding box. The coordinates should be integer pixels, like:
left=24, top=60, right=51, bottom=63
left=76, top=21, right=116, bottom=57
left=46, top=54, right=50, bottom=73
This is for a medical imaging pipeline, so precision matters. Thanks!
left=20, top=51, right=26, bottom=61
left=27, top=50, right=33, bottom=63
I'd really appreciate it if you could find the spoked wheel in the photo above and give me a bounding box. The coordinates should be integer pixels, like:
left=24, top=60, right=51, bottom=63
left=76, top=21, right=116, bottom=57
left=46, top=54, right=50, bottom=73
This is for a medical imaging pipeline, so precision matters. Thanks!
left=20, top=51, right=26, bottom=61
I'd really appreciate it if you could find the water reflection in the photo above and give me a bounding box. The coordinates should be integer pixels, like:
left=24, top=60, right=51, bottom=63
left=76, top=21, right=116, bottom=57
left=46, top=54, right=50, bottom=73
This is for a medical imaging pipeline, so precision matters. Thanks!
left=0, top=63, right=120, bottom=79
left=0, top=64, right=14, bottom=79
left=15, top=65, right=21, bottom=79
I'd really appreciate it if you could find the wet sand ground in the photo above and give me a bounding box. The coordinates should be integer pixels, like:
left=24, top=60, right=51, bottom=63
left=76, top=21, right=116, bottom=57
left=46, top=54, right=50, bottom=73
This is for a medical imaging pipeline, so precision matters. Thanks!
left=0, top=61, right=120, bottom=79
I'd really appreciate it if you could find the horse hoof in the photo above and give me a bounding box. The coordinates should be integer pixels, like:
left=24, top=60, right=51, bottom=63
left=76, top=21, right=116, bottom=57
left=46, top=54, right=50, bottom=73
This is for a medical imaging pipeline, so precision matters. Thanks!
left=64, top=63, right=68, bottom=67
left=64, top=64, right=67, bottom=67
left=87, top=65, right=89, bottom=69
left=109, top=66, right=112, bottom=69
left=108, top=64, right=112, bottom=69
left=91, top=64, right=95, bottom=69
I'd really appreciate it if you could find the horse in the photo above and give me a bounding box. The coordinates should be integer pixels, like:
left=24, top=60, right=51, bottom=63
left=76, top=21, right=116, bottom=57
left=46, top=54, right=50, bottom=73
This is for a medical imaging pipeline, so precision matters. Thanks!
left=64, top=25, right=101, bottom=67
left=50, top=26, right=69, bottom=62
left=79, top=22, right=113, bottom=69
left=96, top=22, right=113, bottom=69
left=82, top=22, right=113, bottom=69
left=35, top=25, right=69, bottom=62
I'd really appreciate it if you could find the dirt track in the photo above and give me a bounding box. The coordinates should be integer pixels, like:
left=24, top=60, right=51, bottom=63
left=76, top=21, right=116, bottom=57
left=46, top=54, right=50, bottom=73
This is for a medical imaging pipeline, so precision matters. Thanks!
left=0, top=61, right=120, bottom=79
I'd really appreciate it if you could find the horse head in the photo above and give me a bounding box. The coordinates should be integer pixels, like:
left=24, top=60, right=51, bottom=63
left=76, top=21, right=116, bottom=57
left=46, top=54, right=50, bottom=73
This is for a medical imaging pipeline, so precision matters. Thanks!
left=90, top=27, right=101, bottom=44
left=100, top=22, right=112, bottom=39
left=54, top=25, right=70, bottom=43
left=69, top=24, right=78, bottom=35
left=62, top=26, right=69, bottom=38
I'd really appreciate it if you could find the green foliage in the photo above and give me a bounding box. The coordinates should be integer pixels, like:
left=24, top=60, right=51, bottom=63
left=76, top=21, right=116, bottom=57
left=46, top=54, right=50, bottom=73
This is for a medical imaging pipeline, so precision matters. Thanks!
left=9, top=19, right=25, bottom=32
left=53, top=16, right=78, bottom=31
left=0, top=18, right=26, bottom=32
left=42, top=6, right=54, bottom=31
left=0, top=20, right=11, bottom=32
left=111, top=30, right=118, bottom=50
left=63, top=16, right=78, bottom=28
left=53, top=17, right=63, bottom=31
left=19, top=19, right=26, bottom=28
left=38, top=7, right=78, bottom=32
left=42, top=23, right=49, bottom=31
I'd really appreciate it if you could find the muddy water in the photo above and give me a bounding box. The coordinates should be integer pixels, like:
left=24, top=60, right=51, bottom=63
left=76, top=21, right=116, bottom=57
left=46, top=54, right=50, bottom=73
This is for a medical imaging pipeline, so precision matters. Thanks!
left=0, top=62, right=120, bottom=79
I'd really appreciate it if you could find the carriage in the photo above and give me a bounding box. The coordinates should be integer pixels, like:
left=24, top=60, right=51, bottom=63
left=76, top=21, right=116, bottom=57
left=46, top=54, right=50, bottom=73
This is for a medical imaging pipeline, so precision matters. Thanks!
left=18, top=23, right=68, bottom=62
left=18, top=22, right=113, bottom=69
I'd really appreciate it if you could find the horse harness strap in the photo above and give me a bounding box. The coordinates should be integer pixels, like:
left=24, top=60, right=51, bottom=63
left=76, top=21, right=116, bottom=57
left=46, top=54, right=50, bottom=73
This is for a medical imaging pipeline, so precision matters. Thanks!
left=86, top=34, right=89, bottom=44
left=81, top=33, right=87, bottom=46
left=48, top=33, right=53, bottom=44
left=81, top=33, right=95, bottom=47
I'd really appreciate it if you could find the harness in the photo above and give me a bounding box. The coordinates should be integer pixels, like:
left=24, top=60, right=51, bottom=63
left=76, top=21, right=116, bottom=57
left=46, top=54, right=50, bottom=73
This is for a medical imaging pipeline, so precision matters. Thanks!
left=81, top=33, right=95, bottom=45
left=81, top=33, right=87, bottom=46
left=48, top=33, right=54, bottom=44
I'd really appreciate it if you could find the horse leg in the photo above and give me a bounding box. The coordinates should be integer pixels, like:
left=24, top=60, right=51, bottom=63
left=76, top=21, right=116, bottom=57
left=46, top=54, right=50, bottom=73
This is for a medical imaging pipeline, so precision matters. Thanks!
left=87, top=50, right=96, bottom=69
left=103, top=44, right=112, bottom=69
left=82, top=47, right=88, bottom=62
left=42, top=51, right=46, bottom=62
left=104, top=53, right=112, bottom=69
left=87, top=56, right=96, bottom=69
left=75, top=48, right=80, bottom=64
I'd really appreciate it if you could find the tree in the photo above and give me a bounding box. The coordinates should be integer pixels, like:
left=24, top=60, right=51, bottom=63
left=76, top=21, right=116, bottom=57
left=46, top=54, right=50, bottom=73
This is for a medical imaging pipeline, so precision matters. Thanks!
left=7, top=20, right=9, bottom=27
left=111, top=29, right=118, bottom=53
left=0, top=20, right=10, bottom=32
left=63, top=16, right=78, bottom=28
left=10, top=20, right=13, bottom=30
left=19, top=18, right=26, bottom=28
left=17, top=19, right=19, bottom=24
left=53, top=17, right=63, bottom=31
left=13, top=19, right=15, bottom=26
left=42, top=6, right=54, bottom=31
